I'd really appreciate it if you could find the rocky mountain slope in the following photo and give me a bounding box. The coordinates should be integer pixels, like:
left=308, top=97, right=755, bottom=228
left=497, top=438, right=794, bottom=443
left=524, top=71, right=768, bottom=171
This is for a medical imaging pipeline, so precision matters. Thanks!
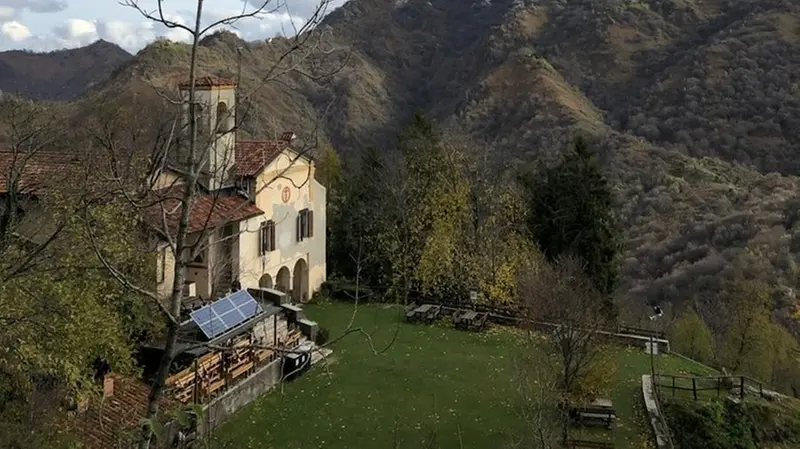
left=10, top=0, right=800, bottom=330
left=0, top=40, right=132, bottom=101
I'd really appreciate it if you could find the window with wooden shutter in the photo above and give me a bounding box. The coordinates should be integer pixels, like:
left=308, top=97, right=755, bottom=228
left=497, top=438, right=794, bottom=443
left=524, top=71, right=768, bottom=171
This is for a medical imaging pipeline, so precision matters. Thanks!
left=296, top=214, right=302, bottom=242
left=260, top=220, right=276, bottom=254
left=269, top=221, right=275, bottom=251
left=297, top=209, right=314, bottom=241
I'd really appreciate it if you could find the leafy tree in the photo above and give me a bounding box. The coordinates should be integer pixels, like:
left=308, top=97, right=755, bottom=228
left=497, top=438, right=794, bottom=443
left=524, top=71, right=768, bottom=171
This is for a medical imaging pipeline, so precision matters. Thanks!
left=763, top=322, right=800, bottom=393
left=521, top=136, right=619, bottom=310
left=720, top=280, right=772, bottom=376
left=330, top=145, right=402, bottom=292
left=519, top=255, right=613, bottom=444
left=401, top=114, right=472, bottom=300
left=0, top=199, right=160, bottom=448
left=671, top=308, right=715, bottom=364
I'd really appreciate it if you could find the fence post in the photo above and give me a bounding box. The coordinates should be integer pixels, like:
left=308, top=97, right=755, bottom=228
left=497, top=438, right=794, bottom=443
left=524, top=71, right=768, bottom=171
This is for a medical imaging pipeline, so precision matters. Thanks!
left=192, top=359, right=199, bottom=404
left=740, top=376, right=745, bottom=399
left=692, top=378, right=698, bottom=401
left=672, top=376, right=676, bottom=397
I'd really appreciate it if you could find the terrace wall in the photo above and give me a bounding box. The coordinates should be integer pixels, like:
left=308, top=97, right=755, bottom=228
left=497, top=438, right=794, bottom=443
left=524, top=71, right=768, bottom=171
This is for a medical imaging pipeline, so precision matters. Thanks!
left=199, top=357, right=283, bottom=435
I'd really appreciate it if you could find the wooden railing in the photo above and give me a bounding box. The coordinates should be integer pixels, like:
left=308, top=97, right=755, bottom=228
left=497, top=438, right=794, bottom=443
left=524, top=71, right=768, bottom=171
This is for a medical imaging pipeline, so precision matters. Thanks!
left=653, top=374, right=766, bottom=401
left=165, top=329, right=302, bottom=404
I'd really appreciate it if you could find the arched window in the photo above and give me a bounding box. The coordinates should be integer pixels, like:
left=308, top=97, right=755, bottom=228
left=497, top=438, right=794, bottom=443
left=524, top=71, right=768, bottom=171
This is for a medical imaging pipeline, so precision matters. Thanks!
left=216, top=101, right=233, bottom=134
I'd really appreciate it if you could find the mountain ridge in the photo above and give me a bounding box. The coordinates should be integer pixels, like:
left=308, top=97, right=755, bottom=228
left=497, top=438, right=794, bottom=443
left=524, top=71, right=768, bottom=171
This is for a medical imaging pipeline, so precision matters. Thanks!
left=0, top=40, right=132, bottom=101
left=3, top=0, right=800, bottom=332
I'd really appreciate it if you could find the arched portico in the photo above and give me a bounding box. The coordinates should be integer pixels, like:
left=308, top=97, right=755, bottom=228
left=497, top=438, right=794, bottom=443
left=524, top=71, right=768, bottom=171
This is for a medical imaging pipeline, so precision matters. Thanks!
left=258, top=273, right=273, bottom=289
left=276, top=266, right=291, bottom=293
left=292, top=259, right=309, bottom=303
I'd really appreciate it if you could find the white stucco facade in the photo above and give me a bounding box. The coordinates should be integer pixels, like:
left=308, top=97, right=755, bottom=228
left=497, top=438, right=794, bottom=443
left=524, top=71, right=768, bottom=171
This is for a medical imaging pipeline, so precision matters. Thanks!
left=154, top=78, right=326, bottom=304
left=236, top=155, right=327, bottom=301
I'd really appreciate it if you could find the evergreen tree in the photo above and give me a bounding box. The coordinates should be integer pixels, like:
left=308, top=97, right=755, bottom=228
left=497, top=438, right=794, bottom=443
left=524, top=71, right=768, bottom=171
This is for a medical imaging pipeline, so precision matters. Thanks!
left=521, top=137, right=619, bottom=308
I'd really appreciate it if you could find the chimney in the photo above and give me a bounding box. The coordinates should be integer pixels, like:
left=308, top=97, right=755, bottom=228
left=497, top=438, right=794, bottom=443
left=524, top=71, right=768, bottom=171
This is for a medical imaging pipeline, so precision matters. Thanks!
left=184, top=281, right=197, bottom=298
left=103, top=375, right=115, bottom=398
left=280, top=131, right=297, bottom=143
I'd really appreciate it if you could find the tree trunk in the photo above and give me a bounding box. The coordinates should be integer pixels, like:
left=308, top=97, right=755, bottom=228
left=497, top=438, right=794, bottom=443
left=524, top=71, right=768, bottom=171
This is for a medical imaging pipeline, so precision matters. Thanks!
left=138, top=2, right=205, bottom=447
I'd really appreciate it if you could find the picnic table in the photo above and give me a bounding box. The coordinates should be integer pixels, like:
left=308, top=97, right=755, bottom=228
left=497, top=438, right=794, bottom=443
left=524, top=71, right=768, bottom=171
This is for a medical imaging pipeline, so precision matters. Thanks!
left=452, top=309, right=489, bottom=331
left=405, top=304, right=441, bottom=324
left=570, top=398, right=616, bottom=429
left=567, top=440, right=614, bottom=449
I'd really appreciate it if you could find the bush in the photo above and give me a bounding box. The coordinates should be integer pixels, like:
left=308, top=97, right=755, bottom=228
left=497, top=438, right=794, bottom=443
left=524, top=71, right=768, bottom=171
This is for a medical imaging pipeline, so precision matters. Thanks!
left=663, top=396, right=800, bottom=449
left=662, top=398, right=756, bottom=449
left=315, top=327, right=330, bottom=346
left=320, top=279, right=375, bottom=302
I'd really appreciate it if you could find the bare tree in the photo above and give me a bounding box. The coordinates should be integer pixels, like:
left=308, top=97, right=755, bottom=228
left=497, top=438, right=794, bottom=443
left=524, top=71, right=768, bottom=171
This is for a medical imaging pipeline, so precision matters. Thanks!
left=0, top=97, right=74, bottom=281
left=510, top=334, right=560, bottom=449
left=71, top=1, right=350, bottom=448
left=519, top=255, right=613, bottom=444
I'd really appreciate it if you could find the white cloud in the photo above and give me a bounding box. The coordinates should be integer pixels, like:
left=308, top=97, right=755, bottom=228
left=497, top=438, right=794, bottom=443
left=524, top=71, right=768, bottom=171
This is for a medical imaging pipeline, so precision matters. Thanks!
left=1, top=20, right=30, bottom=41
left=95, top=20, right=153, bottom=52
left=0, top=0, right=67, bottom=14
left=0, top=0, right=346, bottom=52
left=50, top=18, right=98, bottom=47
left=247, top=0, right=344, bottom=22
left=0, top=6, right=14, bottom=20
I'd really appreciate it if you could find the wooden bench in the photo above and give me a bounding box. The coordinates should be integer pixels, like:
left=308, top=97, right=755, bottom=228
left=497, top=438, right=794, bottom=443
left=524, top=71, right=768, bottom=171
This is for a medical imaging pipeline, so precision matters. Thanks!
left=571, top=406, right=616, bottom=429
left=422, top=305, right=441, bottom=323
left=453, top=309, right=489, bottom=331
left=405, top=303, right=424, bottom=322
left=406, top=304, right=441, bottom=324
left=567, top=439, right=614, bottom=449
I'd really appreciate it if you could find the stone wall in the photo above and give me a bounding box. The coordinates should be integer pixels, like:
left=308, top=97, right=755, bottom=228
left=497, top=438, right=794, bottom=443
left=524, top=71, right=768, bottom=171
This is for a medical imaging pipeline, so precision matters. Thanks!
left=199, top=357, right=282, bottom=435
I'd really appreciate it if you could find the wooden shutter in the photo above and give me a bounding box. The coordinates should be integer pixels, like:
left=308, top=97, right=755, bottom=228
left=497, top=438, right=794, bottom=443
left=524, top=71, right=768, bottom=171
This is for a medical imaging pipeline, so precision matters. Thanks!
left=259, top=223, right=266, bottom=255
left=307, top=210, right=314, bottom=238
left=296, top=214, right=302, bottom=242
left=269, top=221, right=276, bottom=251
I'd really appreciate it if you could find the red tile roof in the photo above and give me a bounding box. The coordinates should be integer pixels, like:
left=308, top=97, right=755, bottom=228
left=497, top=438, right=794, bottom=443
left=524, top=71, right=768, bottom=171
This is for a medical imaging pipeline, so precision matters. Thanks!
left=142, top=187, right=264, bottom=235
left=75, top=375, right=177, bottom=449
left=234, top=140, right=288, bottom=177
left=178, top=75, right=237, bottom=90
left=0, top=150, right=80, bottom=194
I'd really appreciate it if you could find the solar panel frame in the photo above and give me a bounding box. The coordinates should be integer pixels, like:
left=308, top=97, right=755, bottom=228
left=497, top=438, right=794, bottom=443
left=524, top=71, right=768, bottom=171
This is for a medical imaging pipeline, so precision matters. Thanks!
left=190, top=290, right=263, bottom=339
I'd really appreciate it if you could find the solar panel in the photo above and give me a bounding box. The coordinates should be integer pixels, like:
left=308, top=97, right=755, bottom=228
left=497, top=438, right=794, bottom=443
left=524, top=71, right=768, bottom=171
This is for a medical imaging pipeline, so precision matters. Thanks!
left=190, top=290, right=263, bottom=339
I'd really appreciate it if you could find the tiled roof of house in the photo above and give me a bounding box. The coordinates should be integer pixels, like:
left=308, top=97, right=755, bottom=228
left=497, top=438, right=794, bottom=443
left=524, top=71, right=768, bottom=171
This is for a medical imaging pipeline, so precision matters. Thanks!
left=0, top=150, right=80, bottom=194
left=178, top=75, right=237, bottom=89
left=142, top=187, right=265, bottom=235
left=234, top=140, right=288, bottom=177
left=75, top=376, right=177, bottom=449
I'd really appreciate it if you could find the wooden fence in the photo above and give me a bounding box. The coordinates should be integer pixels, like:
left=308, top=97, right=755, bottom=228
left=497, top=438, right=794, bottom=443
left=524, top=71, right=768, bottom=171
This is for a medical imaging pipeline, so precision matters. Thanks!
left=165, top=328, right=302, bottom=404
left=653, top=374, right=766, bottom=401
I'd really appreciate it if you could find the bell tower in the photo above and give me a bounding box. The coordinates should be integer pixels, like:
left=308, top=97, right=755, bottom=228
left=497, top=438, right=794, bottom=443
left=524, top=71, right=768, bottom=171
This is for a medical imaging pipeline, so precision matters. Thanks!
left=178, top=76, right=237, bottom=191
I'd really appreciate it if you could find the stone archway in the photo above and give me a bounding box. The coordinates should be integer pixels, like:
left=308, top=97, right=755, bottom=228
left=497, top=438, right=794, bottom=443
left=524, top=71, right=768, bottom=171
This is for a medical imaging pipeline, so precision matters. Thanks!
left=292, top=259, right=309, bottom=303
left=276, top=267, right=291, bottom=293
left=258, top=274, right=273, bottom=289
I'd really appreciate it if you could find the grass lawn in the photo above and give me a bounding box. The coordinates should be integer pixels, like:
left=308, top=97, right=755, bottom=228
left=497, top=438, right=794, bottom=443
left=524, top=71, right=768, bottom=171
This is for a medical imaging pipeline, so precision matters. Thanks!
left=214, top=302, right=713, bottom=449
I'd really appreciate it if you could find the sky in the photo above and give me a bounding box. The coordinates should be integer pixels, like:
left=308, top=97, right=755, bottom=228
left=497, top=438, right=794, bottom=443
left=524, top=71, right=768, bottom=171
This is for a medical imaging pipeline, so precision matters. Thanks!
left=0, top=0, right=345, bottom=53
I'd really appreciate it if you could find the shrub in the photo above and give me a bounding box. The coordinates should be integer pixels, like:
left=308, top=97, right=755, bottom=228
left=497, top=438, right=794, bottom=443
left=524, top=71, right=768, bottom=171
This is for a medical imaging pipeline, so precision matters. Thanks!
left=315, top=327, right=330, bottom=346
left=661, top=398, right=756, bottom=449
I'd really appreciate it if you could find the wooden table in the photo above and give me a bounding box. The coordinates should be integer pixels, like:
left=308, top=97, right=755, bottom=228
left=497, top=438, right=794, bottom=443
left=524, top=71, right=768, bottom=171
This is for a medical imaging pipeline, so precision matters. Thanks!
left=415, top=304, right=432, bottom=314
left=589, top=398, right=613, bottom=409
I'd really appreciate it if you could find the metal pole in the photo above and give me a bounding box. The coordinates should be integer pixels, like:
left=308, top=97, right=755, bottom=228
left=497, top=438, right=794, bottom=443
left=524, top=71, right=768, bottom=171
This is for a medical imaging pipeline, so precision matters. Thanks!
left=650, top=334, right=655, bottom=379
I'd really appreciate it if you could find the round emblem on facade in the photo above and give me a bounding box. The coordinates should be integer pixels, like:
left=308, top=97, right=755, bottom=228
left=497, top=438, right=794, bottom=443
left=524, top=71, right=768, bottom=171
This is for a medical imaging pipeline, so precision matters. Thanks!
left=281, top=186, right=291, bottom=203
